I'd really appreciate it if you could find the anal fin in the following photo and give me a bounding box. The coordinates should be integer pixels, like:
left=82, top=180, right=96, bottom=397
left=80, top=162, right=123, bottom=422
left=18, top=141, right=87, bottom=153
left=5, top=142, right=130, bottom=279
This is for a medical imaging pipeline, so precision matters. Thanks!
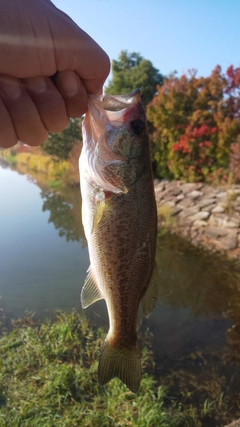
left=141, top=262, right=159, bottom=317
left=81, top=267, right=103, bottom=309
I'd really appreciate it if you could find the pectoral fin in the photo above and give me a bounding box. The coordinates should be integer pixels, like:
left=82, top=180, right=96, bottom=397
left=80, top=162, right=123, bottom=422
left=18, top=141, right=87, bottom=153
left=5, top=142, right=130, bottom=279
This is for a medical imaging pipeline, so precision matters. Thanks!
left=141, top=262, right=159, bottom=317
left=81, top=267, right=103, bottom=309
left=91, top=190, right=106, bottom=233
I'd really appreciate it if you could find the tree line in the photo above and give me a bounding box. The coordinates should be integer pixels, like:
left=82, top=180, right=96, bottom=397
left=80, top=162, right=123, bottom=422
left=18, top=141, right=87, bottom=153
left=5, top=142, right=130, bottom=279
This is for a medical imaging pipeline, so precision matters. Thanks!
left=42, top=51, right=240, bottom=183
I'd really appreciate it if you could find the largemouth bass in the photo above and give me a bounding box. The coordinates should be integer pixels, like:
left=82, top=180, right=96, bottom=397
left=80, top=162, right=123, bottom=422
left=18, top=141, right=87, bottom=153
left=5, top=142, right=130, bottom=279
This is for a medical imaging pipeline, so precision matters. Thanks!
left=79, top=88, right=158, bottom=393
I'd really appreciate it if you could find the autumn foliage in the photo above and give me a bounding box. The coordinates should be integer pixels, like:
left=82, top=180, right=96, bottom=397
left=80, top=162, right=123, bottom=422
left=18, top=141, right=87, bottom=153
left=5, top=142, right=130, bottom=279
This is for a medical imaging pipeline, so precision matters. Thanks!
left=147, top=66, right=240, bottom=182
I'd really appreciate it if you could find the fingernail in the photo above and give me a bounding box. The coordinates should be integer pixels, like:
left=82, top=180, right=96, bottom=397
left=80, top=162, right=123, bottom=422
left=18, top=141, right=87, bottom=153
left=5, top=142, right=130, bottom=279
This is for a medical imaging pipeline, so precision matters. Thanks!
left=25, top=76, right=47, bottom=94
left=0, top=77, right=22, bottom=99
left=61, top=72, right=79, bottom=97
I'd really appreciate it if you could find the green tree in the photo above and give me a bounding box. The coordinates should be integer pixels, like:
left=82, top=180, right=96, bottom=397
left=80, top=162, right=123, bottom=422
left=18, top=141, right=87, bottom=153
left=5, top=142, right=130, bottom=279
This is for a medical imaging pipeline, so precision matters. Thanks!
left=41, top=118, right=82, bottom=160
left=105, top=50, right=163, bottom=106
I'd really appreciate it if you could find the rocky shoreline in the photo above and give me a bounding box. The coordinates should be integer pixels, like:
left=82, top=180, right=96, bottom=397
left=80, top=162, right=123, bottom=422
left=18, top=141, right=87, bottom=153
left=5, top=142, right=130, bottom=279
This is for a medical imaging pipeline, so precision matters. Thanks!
left=154, top=179, right=240, bottom=259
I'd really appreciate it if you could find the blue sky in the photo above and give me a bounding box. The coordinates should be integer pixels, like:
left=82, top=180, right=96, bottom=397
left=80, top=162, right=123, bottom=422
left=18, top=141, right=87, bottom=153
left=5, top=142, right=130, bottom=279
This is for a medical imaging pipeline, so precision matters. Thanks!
left=55, top=0, right=239, bottom=82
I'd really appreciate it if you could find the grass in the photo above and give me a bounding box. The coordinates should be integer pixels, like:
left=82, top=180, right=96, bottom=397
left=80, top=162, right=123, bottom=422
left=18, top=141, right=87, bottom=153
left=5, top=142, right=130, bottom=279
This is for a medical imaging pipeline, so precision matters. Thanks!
left=225, top=189, right=239, bottom=214
left=157, top=205, right=177, bottom=235
left=0, top=311, right=203, bottom=427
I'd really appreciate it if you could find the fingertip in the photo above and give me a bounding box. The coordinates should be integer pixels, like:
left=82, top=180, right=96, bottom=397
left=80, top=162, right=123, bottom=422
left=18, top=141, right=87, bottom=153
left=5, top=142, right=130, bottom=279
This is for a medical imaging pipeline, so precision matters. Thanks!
left=102, top=50, right=111, bottom=82
left=81, top=51, right=111, bottom=96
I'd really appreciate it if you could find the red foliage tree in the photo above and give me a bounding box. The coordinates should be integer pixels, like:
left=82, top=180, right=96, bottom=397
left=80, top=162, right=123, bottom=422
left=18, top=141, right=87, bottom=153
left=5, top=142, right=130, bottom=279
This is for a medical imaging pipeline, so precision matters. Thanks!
left=147, top=66, right=240, bottom=182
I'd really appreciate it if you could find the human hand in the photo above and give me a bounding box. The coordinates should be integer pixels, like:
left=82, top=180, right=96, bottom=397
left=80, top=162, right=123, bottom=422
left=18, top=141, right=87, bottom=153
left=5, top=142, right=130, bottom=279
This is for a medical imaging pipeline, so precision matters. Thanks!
left=0, top=0, right=110, bottom=148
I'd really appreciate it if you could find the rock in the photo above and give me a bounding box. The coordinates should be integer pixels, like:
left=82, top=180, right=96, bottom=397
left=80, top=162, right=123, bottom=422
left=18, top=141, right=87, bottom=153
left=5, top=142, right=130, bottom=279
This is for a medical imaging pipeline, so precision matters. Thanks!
left=196, top=183, right=204, bottom=190
left=202, top=203, right=217, bottom=212
left=154, top=183, right=165, bottom=193
left=204, top=226, right=228, bottom=239
left=164, top=194, right=177, bottom=203
left=229, top=213, right=240, bottom=221
left=169, top=188, right=181, bottom=196
left=178, top=216, right=194, bottom=226
left=224, top=419, right=240, bottom=427
left=231, top=200, right=240, bottom=208
left=186, top=190, right=203, bottom=199
left=193, top=219, right=208, bottom=227
left=155, top=194, right=163, bottom=203
left=171, top=206, right=182, bottom=216
left=223, top=216, right=240, bottom=228
left=177, top=198, right=192, bottom=209
left=201, top=190, right=218, bottom=199
left=227, top=189, right=240, bottom=196
left=154, top=184, right=166, bottom=202
left=196, top=198, right=216, bottom=208
left=215, top=235, right=238, bottom=251
left=198, top=184, right=212, bottom=193
left=211, top=205, right=225, bottom=213
left=179, top=206, right=199, bottom=218
left=215, top=191, right=227, bottom=204
left=190, top=230, right=199, bottom=239
left=158, top=188, right=172, bottom=199
left=216, top=191, right=227, bottom=198
left=154, top=179, right=240, bottom=257
left=180, top=183, right=198, bottom=194
left=175, top=194, right=184, bottom=201
left=161, top=200, right=175, bottom=208
left=209, top=214, right=224, bottom=227
left=165, top=181, right=178, bottom=188
left=190, top=211, right=210, bottom=221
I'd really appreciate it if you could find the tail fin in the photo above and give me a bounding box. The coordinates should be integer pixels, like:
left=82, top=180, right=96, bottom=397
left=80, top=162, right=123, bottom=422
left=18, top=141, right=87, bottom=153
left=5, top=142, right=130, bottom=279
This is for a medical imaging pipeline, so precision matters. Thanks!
left=98, top=340, right=141, bottom=393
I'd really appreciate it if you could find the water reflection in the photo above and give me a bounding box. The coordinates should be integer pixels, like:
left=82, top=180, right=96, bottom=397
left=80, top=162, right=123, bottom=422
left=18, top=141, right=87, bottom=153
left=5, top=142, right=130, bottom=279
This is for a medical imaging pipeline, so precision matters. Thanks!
left=41, top=190, right=86, bottom=245
left=157, top=233, right=238, bottom=318
left=0, top=165, right=89, bottom=316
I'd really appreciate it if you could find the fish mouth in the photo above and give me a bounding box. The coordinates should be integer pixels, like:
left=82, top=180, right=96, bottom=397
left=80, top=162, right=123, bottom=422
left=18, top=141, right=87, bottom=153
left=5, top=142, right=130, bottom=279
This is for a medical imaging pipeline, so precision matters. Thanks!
left=84, top=88, right=144, bottom=147
left=102, top=88, right=142, bottom=112
left=85, top=88, right=142, bottom=124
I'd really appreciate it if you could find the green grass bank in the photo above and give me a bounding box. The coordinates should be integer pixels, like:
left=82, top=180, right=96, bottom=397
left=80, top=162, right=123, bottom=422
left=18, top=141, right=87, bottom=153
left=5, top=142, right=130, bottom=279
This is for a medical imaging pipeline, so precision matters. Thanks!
left=0, top=310, right=215, bottom=427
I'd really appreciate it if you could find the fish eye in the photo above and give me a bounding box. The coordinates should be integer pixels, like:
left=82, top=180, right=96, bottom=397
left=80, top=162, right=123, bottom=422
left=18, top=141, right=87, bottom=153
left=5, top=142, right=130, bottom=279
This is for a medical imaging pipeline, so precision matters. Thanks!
left=130, top=119, right=145, bottom=137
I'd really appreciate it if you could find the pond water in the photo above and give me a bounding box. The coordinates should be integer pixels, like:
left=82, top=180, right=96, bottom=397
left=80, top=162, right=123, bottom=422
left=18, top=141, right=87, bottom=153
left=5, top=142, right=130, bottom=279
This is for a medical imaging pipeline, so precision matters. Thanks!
left=1, top=162, right=240, bottom=423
